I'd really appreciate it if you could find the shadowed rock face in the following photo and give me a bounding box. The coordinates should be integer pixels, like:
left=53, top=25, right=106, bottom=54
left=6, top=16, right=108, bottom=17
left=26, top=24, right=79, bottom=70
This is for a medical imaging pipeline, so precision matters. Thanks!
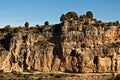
left=0, top=19, right=120, bottom=73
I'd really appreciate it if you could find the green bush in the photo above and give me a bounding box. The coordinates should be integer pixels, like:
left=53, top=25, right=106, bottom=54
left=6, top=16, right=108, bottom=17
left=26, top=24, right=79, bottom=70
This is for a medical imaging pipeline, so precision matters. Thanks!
left=115, top=20, right=119, bottom=26
left=36, top=24, right=40, bottom=27
left=14, top=26, right=22, bottom=33
left=24, top=22, right=29, bottom=27
left=4, top=25, right=12, bottom=32
left=66, top=11, right=78, bottom=20
left=44, top=21, right=49, bottom=25
left=101, top=23, right=106, bottom=27
left=86, top=11, right=93, bottom=19
left=60, top=14, right=66, bottom=22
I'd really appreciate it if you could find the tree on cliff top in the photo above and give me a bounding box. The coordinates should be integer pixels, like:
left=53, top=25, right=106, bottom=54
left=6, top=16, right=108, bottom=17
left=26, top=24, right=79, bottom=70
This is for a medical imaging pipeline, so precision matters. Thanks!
left=66, top=11, right=78, bottom=20
left=44, top=21, right=49, bottom=25
left=86, top=11, right=93, bottom=19
left=4, top=25, right=12, bottom=32
left=60, top=11, right=78, bottom=21
left=60, top=14, right=66, bottom=22
left=24, top=22, right=29, bottom=28
left=115, top=20, right=119, bottom=26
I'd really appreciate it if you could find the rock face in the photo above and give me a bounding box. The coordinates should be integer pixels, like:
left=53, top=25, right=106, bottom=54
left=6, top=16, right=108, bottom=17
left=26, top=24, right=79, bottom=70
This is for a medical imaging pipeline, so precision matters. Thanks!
left=0, top=18, right=120, bottom=73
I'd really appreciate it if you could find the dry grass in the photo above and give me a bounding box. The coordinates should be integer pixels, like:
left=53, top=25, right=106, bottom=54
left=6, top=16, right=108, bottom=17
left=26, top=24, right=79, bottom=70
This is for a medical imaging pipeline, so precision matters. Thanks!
left=0, top=71, right=117, bottom=80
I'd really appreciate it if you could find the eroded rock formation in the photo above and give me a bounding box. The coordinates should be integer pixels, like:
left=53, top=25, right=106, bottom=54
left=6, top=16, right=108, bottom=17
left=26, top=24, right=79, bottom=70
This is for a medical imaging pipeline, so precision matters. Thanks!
left=0, top=18, right=120, bottom=74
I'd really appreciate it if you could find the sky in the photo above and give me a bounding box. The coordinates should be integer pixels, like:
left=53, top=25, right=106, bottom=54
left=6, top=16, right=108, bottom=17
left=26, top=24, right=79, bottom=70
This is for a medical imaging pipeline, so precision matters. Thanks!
left=0, top=0, right=120, bottom=27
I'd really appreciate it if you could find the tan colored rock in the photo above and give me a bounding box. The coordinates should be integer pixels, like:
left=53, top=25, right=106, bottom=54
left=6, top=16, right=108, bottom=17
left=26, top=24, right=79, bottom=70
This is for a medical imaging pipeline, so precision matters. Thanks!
left=11, top=63, right=23, bottom=72
left=116, top=55, right=120, bottom=72
left=51, top=56, right=61, bottom=72
left=2, top=52, right=12, bottom=72
left=98, top=57, right=111, bottom=72
left=0, top=19, right=120, bottom=74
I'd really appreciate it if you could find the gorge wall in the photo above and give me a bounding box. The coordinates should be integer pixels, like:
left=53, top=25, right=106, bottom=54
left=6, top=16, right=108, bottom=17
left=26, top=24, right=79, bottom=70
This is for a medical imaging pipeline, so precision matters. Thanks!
left=0, top=18, right=120, bottom=74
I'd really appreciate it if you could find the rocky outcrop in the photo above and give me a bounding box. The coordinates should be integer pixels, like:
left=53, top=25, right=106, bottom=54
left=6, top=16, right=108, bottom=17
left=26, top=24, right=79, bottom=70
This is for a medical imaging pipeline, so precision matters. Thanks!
left=0, top=18, right=120, bottom=74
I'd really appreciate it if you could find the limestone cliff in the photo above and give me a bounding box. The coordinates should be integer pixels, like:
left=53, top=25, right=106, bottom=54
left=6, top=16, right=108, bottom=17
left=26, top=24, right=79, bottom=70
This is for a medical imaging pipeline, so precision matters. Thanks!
left=0, top=18, right=120, bottom=74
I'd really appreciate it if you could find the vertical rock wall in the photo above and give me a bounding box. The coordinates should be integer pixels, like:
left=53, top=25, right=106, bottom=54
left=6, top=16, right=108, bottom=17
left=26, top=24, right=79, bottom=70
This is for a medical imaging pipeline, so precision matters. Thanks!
left=0, top=19, right=120, bottom=73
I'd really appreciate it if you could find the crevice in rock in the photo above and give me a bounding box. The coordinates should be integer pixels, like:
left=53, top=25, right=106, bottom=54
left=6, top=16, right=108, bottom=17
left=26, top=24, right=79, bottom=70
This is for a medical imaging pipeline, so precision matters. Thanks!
left=23, top=52, right=27, bottom=71
left=70, top=50, right=77, bottom=56
left=93, top=56, right=98, bottom=72
left=0, top=33, right=12, bottom=51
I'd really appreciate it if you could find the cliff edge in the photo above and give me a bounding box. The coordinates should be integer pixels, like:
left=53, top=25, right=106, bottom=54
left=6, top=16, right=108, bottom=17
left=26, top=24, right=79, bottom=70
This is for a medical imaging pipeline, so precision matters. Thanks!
left=0, top=12, right=120, bottom=76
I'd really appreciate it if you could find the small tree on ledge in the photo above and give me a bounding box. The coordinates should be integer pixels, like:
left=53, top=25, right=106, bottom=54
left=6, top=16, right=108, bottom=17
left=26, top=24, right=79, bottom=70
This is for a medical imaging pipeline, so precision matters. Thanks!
left=86, top=11, right=93, bottom=19
left=60, top=14, right=66, bottom=22
left=66, top=11, right=78, bottom=20
left=25, top=22, right=29, bottom=28
left=44, top=21, right=49, bottom=25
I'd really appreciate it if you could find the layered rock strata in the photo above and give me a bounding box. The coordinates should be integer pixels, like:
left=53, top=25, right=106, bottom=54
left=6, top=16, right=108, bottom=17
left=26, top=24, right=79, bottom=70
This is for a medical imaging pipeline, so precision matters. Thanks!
left=0, top=19, right=120, bottom=73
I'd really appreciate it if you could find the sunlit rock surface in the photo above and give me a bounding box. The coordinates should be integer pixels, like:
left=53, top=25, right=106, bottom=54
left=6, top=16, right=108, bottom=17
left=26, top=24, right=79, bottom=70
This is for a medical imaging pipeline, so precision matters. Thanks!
left=0, top=18, right=120, bottom=80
